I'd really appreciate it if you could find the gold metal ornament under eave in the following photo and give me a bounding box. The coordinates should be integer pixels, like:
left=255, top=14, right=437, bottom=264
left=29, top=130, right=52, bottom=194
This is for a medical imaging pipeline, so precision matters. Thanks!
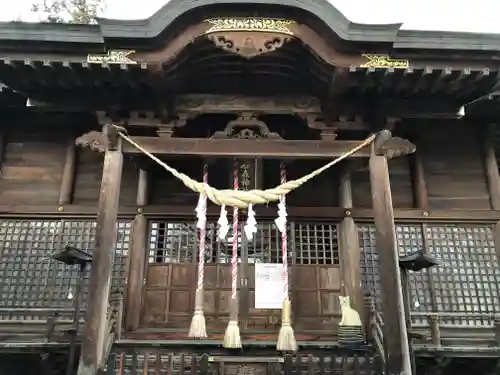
left=205, top=18, right=295, bottom=36
left=87, top=50, right=137, bottom=65
left=360, top=54, right=409, bottom=69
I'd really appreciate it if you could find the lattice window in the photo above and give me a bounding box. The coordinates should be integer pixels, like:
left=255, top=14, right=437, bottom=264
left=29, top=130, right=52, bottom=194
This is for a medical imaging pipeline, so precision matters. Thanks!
left=148, top=220, right=338, bottom=265
left=426, top=224, right=500, bottom=325
left=358, top=224, right=380, bottom=304
left=358, top=224, right=432, bottom=322
left=149, top=221, right=197, bottom=263
left=294, top=223, right=339, bottom=265
left=0, top=219, right=130, bottom=309
left=148, top=220, right=287, bottom=264
left=359, top=222, right=500, bottom=326
left=246, top=221, right=291, bottom=264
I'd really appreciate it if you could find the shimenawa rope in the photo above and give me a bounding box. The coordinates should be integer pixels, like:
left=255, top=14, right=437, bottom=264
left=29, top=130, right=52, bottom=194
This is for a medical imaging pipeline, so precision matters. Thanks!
left=113, top=125, right=376, bottom=208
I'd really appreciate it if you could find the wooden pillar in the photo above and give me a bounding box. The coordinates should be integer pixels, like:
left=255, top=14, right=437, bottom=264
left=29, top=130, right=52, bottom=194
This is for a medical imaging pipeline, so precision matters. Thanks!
left=124, top=167, right=149, bottom=331
left=0, top=134, right=6, bottom=175
left=410, top=149, right=428, bottom=210
left=338, top=162, right=362, bottom=317
left=59, top=138, right=77, bottom=205
left=369, top=130, right=412, bottom=375
left=482, top=124, right=500, bottom=210
left=77, top=125, right=123, bottom=375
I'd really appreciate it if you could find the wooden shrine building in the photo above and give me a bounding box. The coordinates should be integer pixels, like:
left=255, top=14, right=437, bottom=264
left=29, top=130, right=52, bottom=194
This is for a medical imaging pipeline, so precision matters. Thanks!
left=0, top=1, right=499, bottom=375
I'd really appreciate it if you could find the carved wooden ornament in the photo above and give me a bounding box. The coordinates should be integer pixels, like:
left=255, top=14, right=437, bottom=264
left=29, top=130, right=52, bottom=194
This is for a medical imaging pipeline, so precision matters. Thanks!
left=75, top=131, right=107, bottom=152
left=211, top=113, right=282, bottom=139
left=205, top=18, right=294, bottom=59
left=380, top=137, right=416, bottom=159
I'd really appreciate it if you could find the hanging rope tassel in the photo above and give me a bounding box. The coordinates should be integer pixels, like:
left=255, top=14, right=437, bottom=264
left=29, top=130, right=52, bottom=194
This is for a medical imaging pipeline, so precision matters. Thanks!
left=223, top=160, right=242, bottom=348
left=189, top=164, right=209, bottom=339
left=276, top=162, right=297, bottom=351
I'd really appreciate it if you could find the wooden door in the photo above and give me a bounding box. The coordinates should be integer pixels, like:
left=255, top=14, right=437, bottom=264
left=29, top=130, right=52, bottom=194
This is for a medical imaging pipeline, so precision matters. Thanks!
left=141, top=219, right=239, bottom=334
left=242, top=221, right=342, bottom=340
left=141, top=219, right=342, bottom=340
left=291, top=222, right=342, bottom=337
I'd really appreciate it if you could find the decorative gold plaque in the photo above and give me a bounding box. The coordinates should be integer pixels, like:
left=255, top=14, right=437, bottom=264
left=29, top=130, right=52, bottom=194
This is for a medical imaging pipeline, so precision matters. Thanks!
left=87, top=50, right=137, bottom=65
left=205, top=18, right=294, bottom=36
left=360, top=54, right=409, bottom=69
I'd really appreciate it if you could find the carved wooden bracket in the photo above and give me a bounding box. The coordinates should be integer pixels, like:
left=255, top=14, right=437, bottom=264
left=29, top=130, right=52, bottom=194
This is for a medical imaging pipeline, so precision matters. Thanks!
left=75, top=125, right=119, bottom=152
left=381, top=137, right=416, bottom=158
left=207, top=32, right=291, bottom=59
left=319, top=128, right=338, bottom=141
left=211, top=113, right=282, bottom=139
left=156, top=115, right=192, bottom=137
left=299, top=114, right=338, bottom=140
left=76, top=131, right=106, bottom=153
left=373, top=130, right=416, bottom=159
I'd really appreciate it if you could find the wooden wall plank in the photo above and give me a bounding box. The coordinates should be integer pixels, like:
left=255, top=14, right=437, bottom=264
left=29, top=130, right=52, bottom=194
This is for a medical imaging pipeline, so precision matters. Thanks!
left=0, top=133, right=66, bottom=205
left=351, top=158, right=413, bottom=208
left=420, top=120, right=490, bottom=209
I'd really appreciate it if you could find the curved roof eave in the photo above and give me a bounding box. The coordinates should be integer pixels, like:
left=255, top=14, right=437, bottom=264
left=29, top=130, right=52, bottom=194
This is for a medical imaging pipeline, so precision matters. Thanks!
left=0, top=22, right=103, bottom=44
left=96, top=0, right=403, bottom=42
left=1, top=0, right=500, bottom=52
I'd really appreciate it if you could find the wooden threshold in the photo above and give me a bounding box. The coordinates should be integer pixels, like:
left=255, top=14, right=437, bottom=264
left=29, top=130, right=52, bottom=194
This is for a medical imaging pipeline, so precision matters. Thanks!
left=124, top=330, right=337, bottom=343
left=413, top=345, right=500, bottom=358
left=116, top=338, right=360, bottom=349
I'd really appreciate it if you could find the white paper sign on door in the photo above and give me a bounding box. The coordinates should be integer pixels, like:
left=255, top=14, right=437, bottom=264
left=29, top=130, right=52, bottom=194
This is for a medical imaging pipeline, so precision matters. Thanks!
left=254, top=263, right=284, bottom=309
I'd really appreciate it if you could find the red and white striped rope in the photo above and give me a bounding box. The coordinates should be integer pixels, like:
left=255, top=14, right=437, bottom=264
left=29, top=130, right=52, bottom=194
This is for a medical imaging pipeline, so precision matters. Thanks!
left=197, top=164, right=208, bottom=291
left=280, top=162, right=288, bottom=298
left=231, top=161, right=239, bottom=299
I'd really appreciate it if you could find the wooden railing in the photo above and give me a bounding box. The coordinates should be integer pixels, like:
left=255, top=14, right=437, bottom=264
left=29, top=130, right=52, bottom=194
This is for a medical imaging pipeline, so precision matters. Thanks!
left=0, top=293, right=123, bottom=347
left=410, top=312, right=500, bottom=350
left=102, top=349, right=385, bottom=375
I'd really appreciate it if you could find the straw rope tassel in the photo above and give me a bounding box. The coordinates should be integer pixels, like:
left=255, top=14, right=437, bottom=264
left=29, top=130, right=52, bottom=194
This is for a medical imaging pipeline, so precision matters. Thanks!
left=276, top=163, right=297, bottom=351
left=223, top=160, right=242, bottom=348
left=189, top=164, right=209, bottom=338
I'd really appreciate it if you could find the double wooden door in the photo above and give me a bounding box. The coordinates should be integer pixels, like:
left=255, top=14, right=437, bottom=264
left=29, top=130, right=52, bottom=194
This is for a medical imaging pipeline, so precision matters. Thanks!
left=141, top=220, right=342, bottom=340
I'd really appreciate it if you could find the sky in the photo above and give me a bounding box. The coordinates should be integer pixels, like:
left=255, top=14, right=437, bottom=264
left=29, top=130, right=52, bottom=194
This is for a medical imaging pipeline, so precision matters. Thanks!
left=1, top=0, right=500, bottom=34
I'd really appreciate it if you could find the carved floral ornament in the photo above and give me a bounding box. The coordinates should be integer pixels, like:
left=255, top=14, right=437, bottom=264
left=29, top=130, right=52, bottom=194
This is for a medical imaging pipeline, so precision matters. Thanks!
left=205, top=18, right=294, bottom=59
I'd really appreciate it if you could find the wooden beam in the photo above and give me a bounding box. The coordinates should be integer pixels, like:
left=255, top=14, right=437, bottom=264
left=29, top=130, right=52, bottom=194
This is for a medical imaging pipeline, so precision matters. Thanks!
left=123, top=137, right=373, bottom=158
left=78, top=130, right=408, bottom=158
left=77, top=125, right=123, bottom=375
left=124, top=168, right=149, bottom=331
left=337, top=162, right=362, bottom=319
left=482, top=124, right=500, bottom=210
left=58, top=137, right=77, bottom=205
left=117, top=136, right=414, bottom=159
left=369, top=131, right=412, bottom=375
left=0, top=204, right=500, bottom=222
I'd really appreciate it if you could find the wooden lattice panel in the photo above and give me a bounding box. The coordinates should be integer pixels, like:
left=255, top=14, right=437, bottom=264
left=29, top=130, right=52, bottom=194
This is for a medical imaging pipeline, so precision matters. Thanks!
left=0, top=219, right=130, bottom=309
left=358, top=222, right=500, bottom=326
left=294, top=223, right=339, bottom=265
left=359, top=224, right=434, bottom=323
left=426, top=224, right=500, bottom=325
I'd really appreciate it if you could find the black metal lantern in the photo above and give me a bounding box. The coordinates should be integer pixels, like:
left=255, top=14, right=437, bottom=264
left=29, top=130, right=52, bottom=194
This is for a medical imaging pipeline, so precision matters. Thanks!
left=49, top=245, right=92, bottom=375
left=399, top=249, right=445, bottom=375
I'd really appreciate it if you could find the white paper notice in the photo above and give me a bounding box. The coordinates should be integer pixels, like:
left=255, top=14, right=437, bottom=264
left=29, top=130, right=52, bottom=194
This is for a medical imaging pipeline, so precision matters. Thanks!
left=254, top=263, right=284, bottom=309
